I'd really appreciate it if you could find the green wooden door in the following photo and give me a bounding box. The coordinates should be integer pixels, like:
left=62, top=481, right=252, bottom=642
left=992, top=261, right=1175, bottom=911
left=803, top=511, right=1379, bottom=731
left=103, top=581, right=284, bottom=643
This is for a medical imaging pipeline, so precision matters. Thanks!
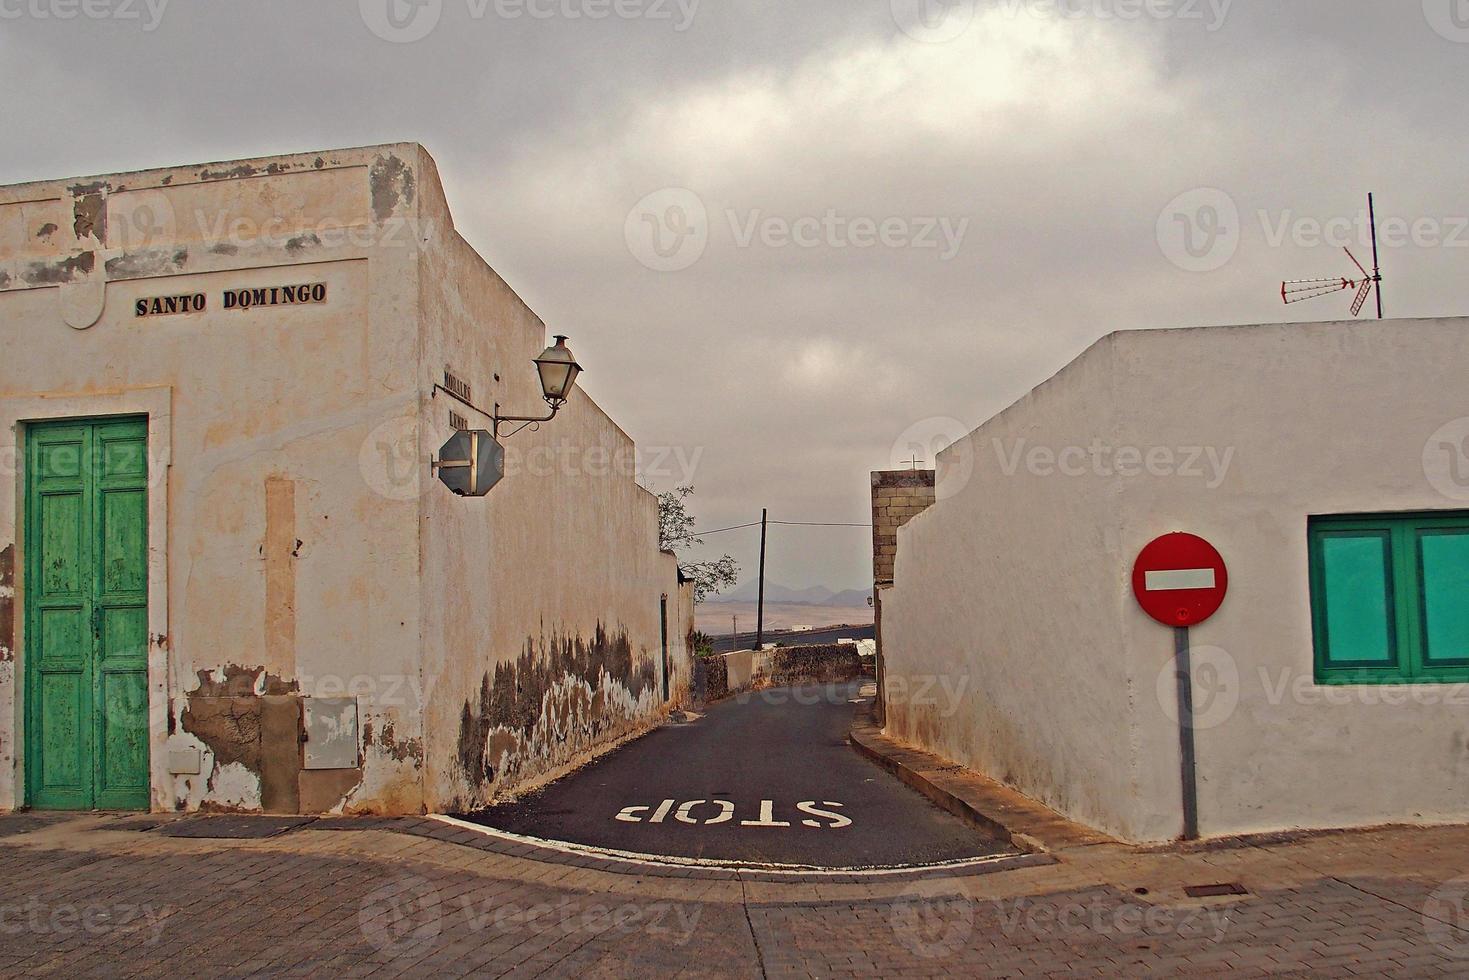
left=25, top=417, right=151, bottom=810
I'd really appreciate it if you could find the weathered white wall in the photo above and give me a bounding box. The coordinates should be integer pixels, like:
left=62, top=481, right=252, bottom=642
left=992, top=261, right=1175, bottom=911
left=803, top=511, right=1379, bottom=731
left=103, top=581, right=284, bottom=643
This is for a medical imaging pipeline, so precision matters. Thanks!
left=412, top=147, right=689, bottom=812
left=881, top=335, right=1135, bottom=837
left=882, top=318, right=1469, bottom=843
left=0, top=143, right=690, bottom=816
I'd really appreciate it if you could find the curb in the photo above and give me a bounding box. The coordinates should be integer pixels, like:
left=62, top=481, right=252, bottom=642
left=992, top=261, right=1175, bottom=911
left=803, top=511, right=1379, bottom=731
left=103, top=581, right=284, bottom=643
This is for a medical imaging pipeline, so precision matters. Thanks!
left=848, top=716, right=1022, bottom=851
left=848, top=707, right=1115, bottom=855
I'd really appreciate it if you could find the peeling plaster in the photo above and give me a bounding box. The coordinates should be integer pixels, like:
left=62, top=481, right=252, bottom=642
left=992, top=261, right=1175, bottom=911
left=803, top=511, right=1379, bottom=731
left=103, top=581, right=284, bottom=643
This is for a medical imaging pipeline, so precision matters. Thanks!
left=189, top=665, right=299, bottom=698
left=209, top=761, right=263, bottom=811
left=363, top=718, right=423, bottom=765
left=36, top=222, right=57, bottom=240
left=0, top=544, right=13, bottom=662
left=71, top=185, right=107, bottom=242
left=454, top=625, right=658, bottom=810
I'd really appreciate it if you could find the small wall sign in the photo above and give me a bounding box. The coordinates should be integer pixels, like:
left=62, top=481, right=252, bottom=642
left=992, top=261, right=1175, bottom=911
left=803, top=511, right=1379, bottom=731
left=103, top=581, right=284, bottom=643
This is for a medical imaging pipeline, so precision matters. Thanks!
left=134, top=283, right=328, bottom=319
left=223, top=283, right=327, bottom=311
left=135, top=293, right=207, bottom=318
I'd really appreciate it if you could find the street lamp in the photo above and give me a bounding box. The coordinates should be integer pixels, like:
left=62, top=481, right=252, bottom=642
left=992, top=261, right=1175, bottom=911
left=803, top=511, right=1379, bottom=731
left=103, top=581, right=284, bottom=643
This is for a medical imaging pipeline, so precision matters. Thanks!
left=534, top=335, right=583, bottom=407
left=493, top=335, right=584, bottom=438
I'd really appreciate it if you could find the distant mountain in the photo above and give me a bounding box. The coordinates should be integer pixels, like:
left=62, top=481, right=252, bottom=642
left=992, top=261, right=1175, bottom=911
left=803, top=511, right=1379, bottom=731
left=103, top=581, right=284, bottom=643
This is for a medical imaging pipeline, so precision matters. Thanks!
left=828, top=589, right=874, bottom=609
left=709, top=582, right=871, bottom=607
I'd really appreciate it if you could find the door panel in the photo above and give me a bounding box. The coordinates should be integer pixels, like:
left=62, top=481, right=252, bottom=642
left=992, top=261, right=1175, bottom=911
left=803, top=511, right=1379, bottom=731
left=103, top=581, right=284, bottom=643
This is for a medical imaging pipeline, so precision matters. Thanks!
left=25, top=417, right=150, bottom=811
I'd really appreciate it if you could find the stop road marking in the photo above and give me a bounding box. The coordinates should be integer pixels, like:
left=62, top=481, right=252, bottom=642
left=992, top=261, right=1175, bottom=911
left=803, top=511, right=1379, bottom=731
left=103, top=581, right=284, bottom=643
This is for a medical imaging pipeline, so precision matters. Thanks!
left=616, top=799, right=851, bottom=829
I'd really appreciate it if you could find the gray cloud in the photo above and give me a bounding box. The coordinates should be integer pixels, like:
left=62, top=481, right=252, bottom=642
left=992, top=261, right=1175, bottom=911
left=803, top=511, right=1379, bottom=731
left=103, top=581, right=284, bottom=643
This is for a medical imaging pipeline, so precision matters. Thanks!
left=5, top=0, right=1465, bottom=590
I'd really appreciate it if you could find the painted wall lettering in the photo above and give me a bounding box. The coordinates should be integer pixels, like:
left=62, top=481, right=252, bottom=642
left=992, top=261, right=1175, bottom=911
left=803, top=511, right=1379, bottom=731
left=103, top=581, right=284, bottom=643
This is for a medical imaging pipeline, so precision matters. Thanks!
left=222, top=283, right=328, bottom=311
left=135, top=293, right=207, bottom=318
left=615, top=799, right=851, bottom=829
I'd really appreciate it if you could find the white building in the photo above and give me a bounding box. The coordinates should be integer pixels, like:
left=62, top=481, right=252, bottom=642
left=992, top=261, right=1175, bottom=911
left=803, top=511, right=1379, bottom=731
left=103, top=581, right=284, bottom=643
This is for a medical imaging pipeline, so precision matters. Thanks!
left=881, top=317, right=1469, bottom=843
left=0, top=144, right=694, bottom=816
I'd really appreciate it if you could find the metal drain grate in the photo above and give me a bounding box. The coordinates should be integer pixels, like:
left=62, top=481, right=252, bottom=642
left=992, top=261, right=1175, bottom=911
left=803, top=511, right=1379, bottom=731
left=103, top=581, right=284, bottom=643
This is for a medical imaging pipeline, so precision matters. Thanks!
left=158, top=816, right=317, bottom=840
left=1184, top=882, right=1249, bottom=899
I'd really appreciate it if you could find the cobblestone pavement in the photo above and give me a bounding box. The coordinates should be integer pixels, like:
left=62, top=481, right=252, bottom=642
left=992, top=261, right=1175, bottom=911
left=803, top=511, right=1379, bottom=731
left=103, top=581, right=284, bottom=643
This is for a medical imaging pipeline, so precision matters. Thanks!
left=2, top=813, right=1469, bottom=977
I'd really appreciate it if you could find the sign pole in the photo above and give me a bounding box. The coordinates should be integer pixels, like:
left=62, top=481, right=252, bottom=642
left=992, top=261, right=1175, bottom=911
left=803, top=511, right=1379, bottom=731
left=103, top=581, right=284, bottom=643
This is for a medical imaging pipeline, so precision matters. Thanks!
left=1173, top=626, right=1200, bottom=841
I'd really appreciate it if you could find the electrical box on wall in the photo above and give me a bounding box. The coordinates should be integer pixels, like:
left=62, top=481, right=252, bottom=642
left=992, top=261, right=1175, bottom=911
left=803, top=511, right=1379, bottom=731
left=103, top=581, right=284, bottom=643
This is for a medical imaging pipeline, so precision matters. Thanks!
left=302, top=698, right=361, bottom=771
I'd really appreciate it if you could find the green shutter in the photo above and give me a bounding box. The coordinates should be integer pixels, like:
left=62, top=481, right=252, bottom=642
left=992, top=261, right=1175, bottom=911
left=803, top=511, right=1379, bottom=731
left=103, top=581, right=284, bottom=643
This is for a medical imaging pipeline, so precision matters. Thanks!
left=1415, top=523, right=1469, bottom=671
left=1311, top=512, right=1469, bottom=685
left=1314, top=530, right=1397, bottom=668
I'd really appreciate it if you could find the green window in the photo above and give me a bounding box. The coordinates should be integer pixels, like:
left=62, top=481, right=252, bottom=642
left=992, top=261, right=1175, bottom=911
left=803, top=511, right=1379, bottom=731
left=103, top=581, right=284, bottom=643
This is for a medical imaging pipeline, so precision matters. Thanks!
left=1310, top=512, right=1469, bottom=684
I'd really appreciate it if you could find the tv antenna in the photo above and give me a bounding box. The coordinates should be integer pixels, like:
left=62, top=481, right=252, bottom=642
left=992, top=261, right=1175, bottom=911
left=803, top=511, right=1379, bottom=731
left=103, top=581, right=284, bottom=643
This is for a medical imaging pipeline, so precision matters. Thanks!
left=1280, top=193, right=1384, bottom=319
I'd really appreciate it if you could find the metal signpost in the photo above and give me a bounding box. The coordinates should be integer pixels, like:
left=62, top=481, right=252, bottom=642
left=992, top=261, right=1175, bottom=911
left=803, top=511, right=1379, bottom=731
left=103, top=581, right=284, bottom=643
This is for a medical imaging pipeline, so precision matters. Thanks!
left=432, top=429, right=506, bottom=497
left=1132, top=532, right=1230, bottom=841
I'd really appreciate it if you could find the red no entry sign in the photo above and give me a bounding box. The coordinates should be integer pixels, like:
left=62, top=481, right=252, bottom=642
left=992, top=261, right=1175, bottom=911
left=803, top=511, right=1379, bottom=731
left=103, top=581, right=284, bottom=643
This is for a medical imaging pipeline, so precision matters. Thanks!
left=1132, top=533, right=1229, bottom=628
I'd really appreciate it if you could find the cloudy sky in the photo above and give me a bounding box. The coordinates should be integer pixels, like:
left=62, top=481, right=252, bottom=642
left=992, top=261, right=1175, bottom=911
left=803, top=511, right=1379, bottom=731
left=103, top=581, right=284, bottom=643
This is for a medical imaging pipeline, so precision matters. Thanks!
left=5, top=1, right=1467, bottom=592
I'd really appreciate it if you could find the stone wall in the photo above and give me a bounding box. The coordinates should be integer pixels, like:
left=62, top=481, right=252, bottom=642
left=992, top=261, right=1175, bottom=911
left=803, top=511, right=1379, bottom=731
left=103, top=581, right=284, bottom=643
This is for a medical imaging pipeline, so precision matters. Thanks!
left=697, top=644, right=864, bottom=704
left=871, top=469, right=936, bottom=725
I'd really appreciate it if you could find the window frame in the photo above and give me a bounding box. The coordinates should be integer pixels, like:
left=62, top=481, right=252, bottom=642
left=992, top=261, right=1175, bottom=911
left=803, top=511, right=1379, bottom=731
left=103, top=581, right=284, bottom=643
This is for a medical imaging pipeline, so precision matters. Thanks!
left=1309, top=511, right=1469, bottom=685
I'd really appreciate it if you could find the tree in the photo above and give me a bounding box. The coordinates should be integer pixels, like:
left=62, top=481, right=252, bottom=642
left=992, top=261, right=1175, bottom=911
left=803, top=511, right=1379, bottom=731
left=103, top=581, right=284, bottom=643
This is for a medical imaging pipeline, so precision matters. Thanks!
left=658, top=486, right=739, bottom=603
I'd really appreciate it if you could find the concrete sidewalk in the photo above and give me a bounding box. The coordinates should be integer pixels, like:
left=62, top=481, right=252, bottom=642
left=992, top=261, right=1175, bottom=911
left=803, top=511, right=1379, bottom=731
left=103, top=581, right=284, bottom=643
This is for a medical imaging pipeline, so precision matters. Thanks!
left=1, top=810, right=1468, bottom=977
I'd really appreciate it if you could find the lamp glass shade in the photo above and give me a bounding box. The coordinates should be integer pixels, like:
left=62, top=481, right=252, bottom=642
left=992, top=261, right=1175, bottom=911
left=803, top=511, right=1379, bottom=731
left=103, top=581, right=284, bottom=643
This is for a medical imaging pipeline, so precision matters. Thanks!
left=535, top=335, right=583, bottom=402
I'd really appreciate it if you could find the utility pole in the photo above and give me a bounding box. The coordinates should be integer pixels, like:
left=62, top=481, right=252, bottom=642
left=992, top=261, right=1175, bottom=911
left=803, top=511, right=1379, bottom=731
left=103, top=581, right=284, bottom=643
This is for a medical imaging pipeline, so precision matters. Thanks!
left=755, top=508, right=768, bottom=652
left=732, top=615, right=738, bottom=653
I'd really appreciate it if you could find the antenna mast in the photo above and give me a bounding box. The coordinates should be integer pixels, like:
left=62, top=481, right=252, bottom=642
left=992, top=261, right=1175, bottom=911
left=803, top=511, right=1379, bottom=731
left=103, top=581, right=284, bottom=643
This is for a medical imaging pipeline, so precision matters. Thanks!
left=1280, top=194, right=1384, bottom=320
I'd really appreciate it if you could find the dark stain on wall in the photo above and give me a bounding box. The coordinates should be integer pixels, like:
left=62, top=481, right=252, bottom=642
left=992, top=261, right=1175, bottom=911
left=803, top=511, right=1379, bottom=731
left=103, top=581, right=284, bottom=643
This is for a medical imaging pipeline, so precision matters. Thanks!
left=285, top=233, right=320, bottom=254
left=0, top=544, right=14, bottom=662
left=363, top=719, right=424, bottom=765
left=24, top=251, right=95, bottom=286
left=369, top=154, right=415, bottom=222
left=199, top=164, right=262, bottom=181
left=457, top=624, right=654, bottom=794
left=104, top=248, right=188, bottom=280
left=36, top=223, right=58, bottom=240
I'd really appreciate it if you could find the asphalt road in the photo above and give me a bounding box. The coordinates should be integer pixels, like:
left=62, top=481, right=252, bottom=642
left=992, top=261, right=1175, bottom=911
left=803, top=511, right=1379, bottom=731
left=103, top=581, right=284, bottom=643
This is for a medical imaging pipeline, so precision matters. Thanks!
left=468, top=680, right=1012, bottom=869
